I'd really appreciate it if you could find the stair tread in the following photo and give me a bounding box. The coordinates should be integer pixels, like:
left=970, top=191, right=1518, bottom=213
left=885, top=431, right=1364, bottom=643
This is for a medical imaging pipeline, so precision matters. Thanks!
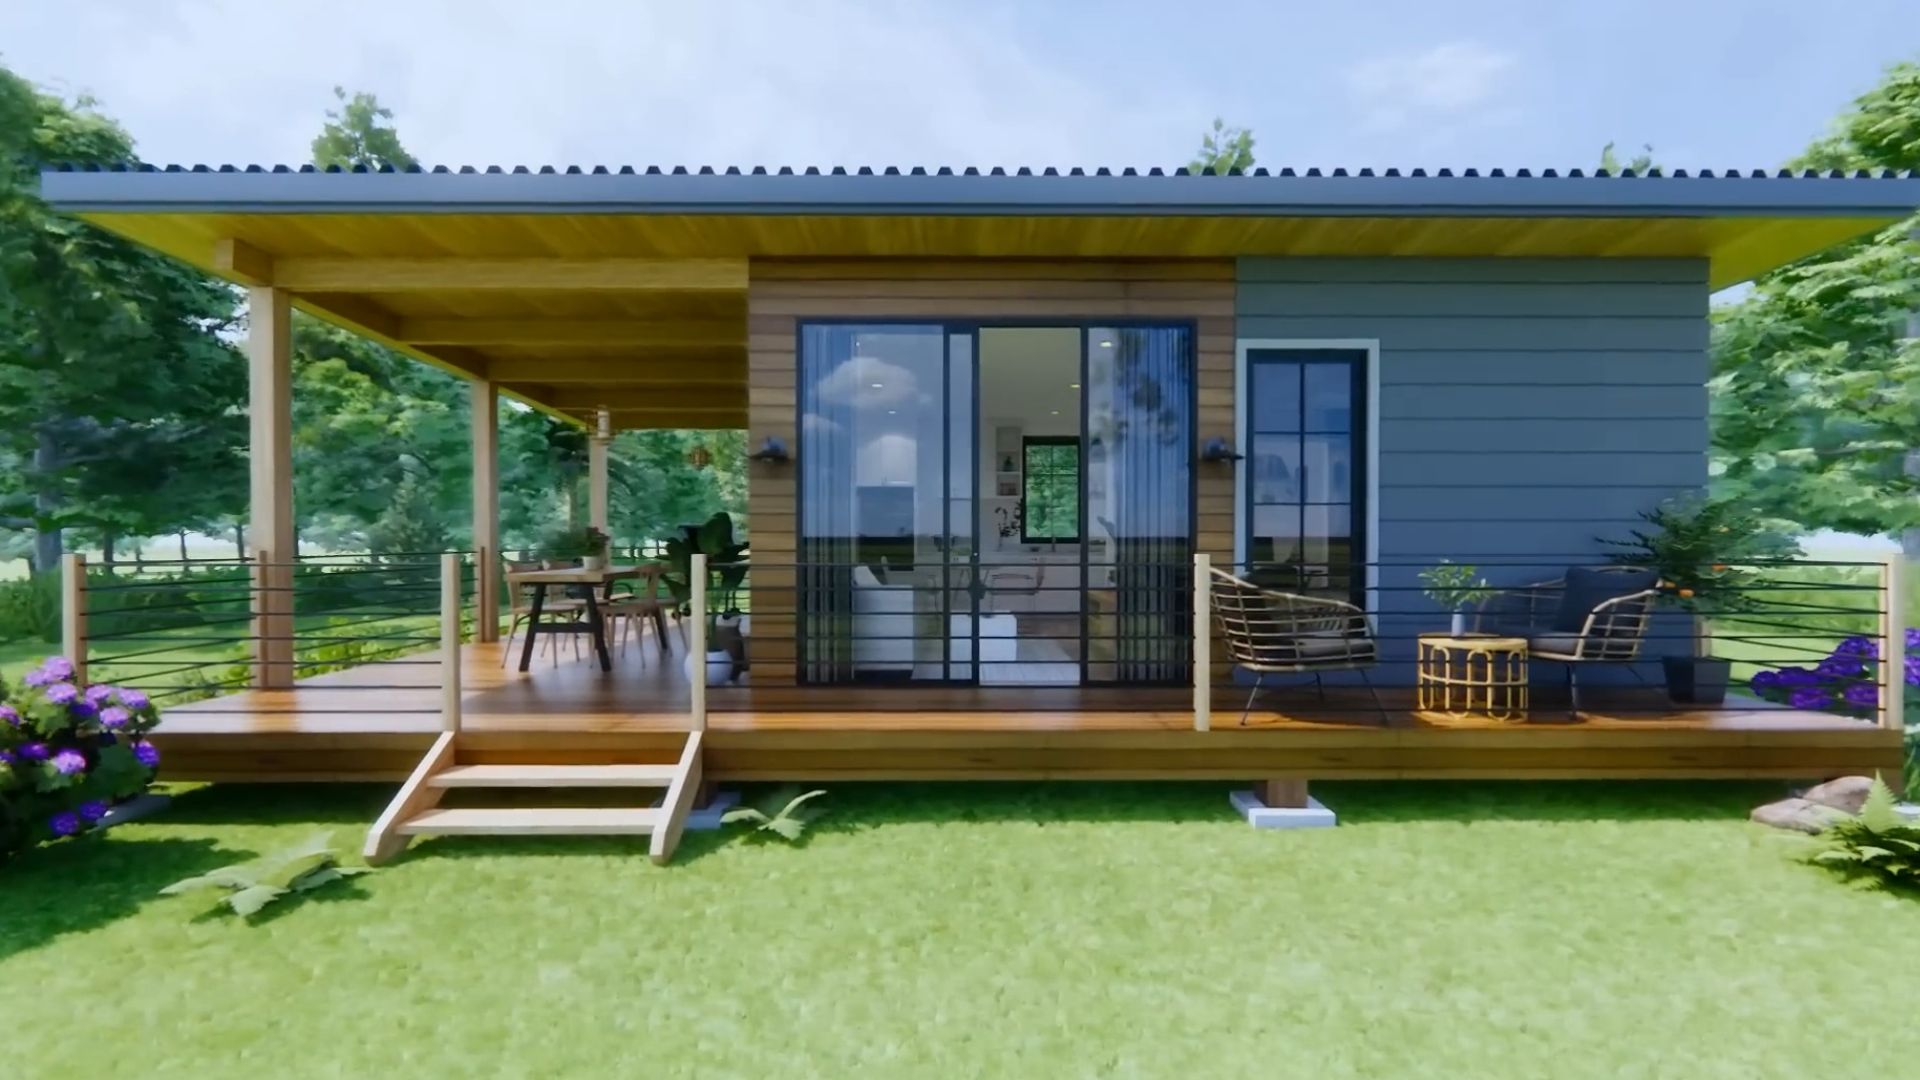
left=430, top=763, right=678, bottom=788
left=401, top=807, right=660, bottom=836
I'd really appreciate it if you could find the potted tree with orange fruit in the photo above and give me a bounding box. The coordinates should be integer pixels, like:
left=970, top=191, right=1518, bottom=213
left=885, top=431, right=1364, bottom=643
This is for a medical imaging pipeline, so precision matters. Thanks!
left=1603, top=495, right=1801, bottom=705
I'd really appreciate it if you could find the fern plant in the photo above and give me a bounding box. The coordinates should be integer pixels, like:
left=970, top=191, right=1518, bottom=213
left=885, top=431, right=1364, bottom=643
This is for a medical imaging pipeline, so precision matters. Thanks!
left=161, top=832, right=371, bottom=917
left=1812, top=777, right=1920, bottom=888
left=722, top=786, right=827, bottom=842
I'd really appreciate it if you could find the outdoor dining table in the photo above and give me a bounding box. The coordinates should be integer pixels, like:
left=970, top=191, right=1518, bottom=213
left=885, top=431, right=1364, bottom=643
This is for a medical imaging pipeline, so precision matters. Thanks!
left=506, top=563, right=666, bottom=673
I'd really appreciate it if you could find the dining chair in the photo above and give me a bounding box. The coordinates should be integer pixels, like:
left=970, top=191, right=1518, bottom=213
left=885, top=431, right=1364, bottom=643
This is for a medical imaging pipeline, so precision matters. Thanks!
left=501, top=559, right=587, bottom=668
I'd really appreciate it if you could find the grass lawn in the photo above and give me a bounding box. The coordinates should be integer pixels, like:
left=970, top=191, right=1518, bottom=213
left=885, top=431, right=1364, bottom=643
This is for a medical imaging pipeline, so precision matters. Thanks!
left=4, top=781, right=1919, bottom=1077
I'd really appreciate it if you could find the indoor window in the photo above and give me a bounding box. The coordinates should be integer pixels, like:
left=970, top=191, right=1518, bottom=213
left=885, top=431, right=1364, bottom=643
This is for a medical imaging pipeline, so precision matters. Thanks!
left=1021, top=436, right=1079, bottom=543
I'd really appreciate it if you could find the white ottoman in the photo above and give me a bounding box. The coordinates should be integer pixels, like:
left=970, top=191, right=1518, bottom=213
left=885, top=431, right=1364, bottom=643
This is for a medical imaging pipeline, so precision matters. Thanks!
left=950, top=613, right=1017, bottom=664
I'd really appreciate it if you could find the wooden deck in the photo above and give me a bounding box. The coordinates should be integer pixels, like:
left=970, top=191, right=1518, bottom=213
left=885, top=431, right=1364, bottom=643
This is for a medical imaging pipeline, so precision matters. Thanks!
left=153, top=642, right=1903, bottom=784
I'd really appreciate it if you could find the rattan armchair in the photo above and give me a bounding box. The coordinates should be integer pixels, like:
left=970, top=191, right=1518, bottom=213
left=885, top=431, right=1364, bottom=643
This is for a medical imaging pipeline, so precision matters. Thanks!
left=1208, top=567, right=1382, bottom=725
left=1476, top=566, right=1660, bottom=715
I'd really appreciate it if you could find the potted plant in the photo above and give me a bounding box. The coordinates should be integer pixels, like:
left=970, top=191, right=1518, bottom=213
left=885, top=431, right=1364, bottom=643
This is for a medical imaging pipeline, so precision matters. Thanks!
left=662, top=513, right=750, bottom=686
left=537, top=524, right=609, bottom=570
left=1602, top=494, right=1801, bottom=704
left=1420, top=560, right=1494, bottom=636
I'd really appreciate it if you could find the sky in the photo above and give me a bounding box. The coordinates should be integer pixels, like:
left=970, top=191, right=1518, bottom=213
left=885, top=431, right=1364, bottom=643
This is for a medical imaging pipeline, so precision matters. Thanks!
left=3, top=1, right=1919, bottom=173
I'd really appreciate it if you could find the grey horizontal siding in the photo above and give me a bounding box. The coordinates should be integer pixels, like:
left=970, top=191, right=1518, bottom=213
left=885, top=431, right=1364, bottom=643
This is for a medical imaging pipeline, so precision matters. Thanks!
left=1237, top=255, right=1709, bottom=667
left=1380, top=383, right=1707, bottom=419
left=1238, top=257, right=1710, bottom=285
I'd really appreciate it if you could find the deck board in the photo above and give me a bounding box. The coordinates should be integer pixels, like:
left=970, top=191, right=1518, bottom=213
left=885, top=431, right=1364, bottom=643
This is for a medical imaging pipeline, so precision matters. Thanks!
left=152, top=641, right=1903, bottom=783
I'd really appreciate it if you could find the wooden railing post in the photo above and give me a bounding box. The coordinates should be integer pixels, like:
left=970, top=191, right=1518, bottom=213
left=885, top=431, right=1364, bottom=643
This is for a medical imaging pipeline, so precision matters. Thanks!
left=442, top=552, right=463, bottom=733
left=689, top=552, right=708, bottom=730
left=61, top=553, right=87, bottom=686
left=249, top=549, right=271, bottom=689
left=1879, top=551, right=1906, bottom=734
left=1193, top=552, right=1212, bottom=732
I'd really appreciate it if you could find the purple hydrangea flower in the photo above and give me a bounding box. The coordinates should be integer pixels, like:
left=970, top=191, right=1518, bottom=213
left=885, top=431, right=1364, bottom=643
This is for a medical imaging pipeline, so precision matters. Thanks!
left=0, top=704, right=18, bottom=727
left=116, top=689, right=150, bottom=711
left=1817, top=655, right=1866, bottom=679
left=84, top=684, right=116, bottom=705
left=99, top=706, right=131, bottom=730
left=0, top=748, right=14, bottom=767
left=41, top=656, right=74, bottom=680
left=1751, top=670, right=1781, bottom=692
left=133, top=741, right=160, bottom=769
left=18, top=742, right=49, bottom=763
left=51, top=749, right=87, bottom=775
left=1908, top=656, right=1920, bottom=688
left=1835, top=636, right=1879, bottom=659
left=1775, top=667, right=1819, bottom=688
left=23, top=667, right=50, bottom=688
left=1789, top=687, right=1833, bottom=711
left=48, top=812, right=80, bottom=838
left=43, top=682, right=78, bottom=706
left=1907, top=627, right=1919, bottom=650
left=1843, top=682, right=1879, bottom=710
left=77, top=800, right=109, bottom=823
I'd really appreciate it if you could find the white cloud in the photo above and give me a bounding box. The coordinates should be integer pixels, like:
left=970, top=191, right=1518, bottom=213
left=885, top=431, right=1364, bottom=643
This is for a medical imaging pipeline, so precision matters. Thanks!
left=0, top=0, right=1207, bottom=170
left=1345, top=40, right=1518, bottom=134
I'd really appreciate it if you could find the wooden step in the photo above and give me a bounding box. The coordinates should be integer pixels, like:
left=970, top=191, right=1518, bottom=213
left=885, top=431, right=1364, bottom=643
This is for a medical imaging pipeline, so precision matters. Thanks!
left=400, top=807, right=660, bottom=836
left=429, top=763, right=678, bottom=789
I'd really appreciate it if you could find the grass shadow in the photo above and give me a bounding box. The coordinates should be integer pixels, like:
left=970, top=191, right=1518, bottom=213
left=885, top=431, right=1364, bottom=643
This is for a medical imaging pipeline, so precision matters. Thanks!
left=0, top=833, right=243, bottom=963
left=155, top=783, right=394, bottom=826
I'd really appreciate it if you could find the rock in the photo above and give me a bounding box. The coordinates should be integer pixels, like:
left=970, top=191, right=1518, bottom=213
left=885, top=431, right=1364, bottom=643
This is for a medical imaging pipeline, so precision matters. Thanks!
left=1800, top=776, right=1874, bottom=815
left=1750, top=797, right=1850, bottom=834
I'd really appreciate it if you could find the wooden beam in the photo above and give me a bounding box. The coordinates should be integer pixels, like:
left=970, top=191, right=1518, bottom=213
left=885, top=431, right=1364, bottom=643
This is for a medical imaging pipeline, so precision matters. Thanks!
left=544, top=387, right=747, bottom=411
left=595, top=409, right=746, bottom=431
left=472, top=381, right=500, bottom=643
left=273, top=257, right=747, bottom=292
left=402, top=318, right=741, bottom=347
left=484, top=355, right=745, bottom=384
left=212, top=238, right=274, bottom=286
left=248, top=287, right=295, bottom=689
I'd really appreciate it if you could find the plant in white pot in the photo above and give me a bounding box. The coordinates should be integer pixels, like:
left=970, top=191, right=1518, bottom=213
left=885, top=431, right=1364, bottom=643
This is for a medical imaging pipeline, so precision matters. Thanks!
left=537, top=524, right=609, bottom=570
left=663, top=513, right=750, bottom=687
left=1420, top=560, right=1495, bottom=637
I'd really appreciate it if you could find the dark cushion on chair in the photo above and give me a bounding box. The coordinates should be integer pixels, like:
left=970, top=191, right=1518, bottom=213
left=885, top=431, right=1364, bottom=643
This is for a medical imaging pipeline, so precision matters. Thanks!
left=1551, top=566, right=1658, bottom=633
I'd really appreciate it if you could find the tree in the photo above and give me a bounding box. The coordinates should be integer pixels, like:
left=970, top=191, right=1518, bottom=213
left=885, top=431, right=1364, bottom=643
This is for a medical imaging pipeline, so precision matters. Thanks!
left=1711, top=60, right=1920, bottom=553
left=1598, top=141, right=1657, bottom=174
left=0, top=64, right=246, bottom=571
left=310, top=88, right=419, bottom=171
left=1188, top=118, right=1255, bottom=174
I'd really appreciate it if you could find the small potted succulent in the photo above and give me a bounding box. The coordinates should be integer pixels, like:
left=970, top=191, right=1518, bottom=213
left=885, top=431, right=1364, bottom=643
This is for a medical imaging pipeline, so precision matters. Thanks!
left=537, top=524, right=609, bottom=571
left=1420, top=560, right=1494, bottom=637
left=1602, top=494, right=1801, bottom=704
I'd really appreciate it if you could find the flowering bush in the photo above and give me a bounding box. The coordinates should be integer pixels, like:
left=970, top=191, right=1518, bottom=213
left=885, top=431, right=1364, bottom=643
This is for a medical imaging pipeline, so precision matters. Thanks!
left=0, top=657, right=162, bottom=859
left=1750, top=630, right=1920, bottom=717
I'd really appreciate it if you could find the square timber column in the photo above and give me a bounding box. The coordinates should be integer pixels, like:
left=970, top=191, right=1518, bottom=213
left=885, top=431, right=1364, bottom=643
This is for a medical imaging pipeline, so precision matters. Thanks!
left=588, top=408, right=611, bottom=533
left=471, top=379, right=501, bottom=642
left=247, top=286, right=295, bottom=688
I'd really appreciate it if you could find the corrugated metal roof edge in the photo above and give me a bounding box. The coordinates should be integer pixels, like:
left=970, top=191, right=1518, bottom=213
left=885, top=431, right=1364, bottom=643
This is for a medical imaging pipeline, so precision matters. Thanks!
left=38, top=164, right=1920, bottom=219
left=34, top=161, right=1920, bottom=179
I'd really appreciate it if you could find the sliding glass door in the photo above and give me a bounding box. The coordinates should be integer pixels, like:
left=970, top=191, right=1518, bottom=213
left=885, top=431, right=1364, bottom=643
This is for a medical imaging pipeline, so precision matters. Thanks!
left=797, top=324, right=976, bottom=684
left=1083, top=325, right=1194, bottom=684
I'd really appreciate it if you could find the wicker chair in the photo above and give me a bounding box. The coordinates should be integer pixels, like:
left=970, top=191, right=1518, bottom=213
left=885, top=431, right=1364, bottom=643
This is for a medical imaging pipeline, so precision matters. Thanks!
left=1209, top=567, right=1382, bottom=725
left=1475, top=566, right=1660, bottom=715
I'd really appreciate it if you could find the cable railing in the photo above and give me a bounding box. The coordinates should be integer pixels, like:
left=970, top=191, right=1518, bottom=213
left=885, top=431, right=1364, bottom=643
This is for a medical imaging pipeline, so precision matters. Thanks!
left=66, top=550, right=477, bottom=725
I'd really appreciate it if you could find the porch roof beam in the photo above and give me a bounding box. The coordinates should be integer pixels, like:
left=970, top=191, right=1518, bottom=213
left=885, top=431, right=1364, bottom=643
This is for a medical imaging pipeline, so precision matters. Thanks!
left=592, top=408, right=745, bottom=430
left=531, top=386, right=747, bottom=411
left=483, top=355, right=745, bottom=384
left=271, top=256, right=747, bottom=292
left=400, top=318, right=741, bottom=347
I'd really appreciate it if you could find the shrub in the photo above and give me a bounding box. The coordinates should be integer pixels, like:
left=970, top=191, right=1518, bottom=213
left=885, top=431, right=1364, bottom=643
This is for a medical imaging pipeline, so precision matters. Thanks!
left=1748, top=631, right=1917, bottom=718
left=0, top=657, right=163, bottom=860
left=1812, top=777, right=1920, bottom=890
left=0, top=574, right=61, bottom=645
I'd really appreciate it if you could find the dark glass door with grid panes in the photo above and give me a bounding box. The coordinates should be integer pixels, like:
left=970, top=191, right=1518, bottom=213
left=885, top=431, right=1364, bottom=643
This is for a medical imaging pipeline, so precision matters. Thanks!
left=1245, top=349, right=1365, bottom=605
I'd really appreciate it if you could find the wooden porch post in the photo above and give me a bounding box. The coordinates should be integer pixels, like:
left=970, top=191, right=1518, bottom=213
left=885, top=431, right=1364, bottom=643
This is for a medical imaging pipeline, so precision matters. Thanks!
left=61, top=553, right=87, bottom=685
left=1193, top=552, right=1211, bottom=731
left=442, top=552, right=464, bottom=732
left=689, top=552, right=707, bottom=730
left=1879, top=552, right=1906, bottom=735
left=471, top=379, right=500, bottom=643
left=588, top=408, right=611, bottom=534
left=247, top=286, right=295, bottom=688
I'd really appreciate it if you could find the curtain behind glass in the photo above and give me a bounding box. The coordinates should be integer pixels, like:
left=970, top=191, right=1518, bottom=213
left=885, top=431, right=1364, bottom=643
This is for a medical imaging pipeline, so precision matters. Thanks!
left=1084, top=326, right=1194, bottom=683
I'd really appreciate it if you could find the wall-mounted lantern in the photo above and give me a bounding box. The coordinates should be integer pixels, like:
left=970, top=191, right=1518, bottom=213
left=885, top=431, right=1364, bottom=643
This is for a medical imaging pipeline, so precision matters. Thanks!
left=1200, top=436, right=1244, bottom=463
left=749, top=436, right=791, bottom=463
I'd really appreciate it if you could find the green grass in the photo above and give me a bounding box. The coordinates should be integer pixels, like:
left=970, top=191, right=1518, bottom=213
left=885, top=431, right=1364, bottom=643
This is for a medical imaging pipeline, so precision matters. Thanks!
left=5, top=781, right=1920, bottom=1077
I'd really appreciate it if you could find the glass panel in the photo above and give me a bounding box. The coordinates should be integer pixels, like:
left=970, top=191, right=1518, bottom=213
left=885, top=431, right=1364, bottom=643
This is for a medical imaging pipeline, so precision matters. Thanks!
left=1301, top=434, right=1351, bottom=503
left=1249, top=359, right=1301, bottom=433
left=1249, top=434, right=1301, bottom=504
left=1303, top=363, right=1353, bottom=432
left=946, top=332, right=975, bottom=681
left=800, top=323, right=967, bottom=685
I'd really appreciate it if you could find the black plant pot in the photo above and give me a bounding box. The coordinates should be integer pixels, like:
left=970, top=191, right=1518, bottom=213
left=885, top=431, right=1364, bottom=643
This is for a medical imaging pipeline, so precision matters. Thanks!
left=1663, top=656, right=1732, bottom=705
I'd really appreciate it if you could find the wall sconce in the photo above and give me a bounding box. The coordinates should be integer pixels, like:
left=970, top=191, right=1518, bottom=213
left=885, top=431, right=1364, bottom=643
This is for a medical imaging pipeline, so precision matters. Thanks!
left=1200, top=436, right=1243, bottom=463
left=749, top=436, right=791, bottom=463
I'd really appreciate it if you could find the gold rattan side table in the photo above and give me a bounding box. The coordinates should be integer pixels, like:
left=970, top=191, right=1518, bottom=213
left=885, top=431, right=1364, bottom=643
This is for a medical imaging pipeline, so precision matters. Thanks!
left=1415, top=633, right=1529, bottom=723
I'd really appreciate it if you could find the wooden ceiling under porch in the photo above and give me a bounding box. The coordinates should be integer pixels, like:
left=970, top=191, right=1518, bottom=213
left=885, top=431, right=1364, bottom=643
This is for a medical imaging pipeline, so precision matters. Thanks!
left=149, top=641, right=1902, bottom=786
